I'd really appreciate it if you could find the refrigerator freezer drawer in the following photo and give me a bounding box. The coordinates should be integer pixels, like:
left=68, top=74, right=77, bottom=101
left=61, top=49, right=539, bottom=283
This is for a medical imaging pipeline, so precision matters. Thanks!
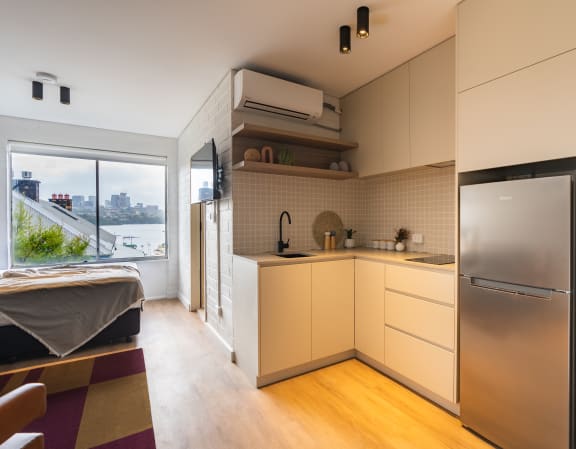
left=460, top=276, right=570, bottom=449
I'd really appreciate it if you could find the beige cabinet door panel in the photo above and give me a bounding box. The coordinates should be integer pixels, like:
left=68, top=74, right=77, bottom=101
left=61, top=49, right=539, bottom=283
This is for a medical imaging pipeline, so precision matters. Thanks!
left=458, top=0, right=576, bottom=91
left=380, top=64, right=410, bottom=172
left=386, top=264, right=454, bottom=305
left=260, top=264, right=312, bottom=376
left=354, top=259, right=385, bottom=363
left=385, top=327, right=454, bottom=402
left=341, top=79, right=383, bottom=177
left=410, top=38, right=455, bottom=167
left=458, top=49, right=576, bottom=172
left=385, top=291, right=454, bottom=350
left=311, top=260, right=355, bottom=360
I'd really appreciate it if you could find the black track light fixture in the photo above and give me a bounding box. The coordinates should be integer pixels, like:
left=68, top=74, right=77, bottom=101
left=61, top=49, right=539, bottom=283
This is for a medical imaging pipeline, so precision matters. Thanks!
left=340, top=25, right=351, bottom=54
left=357, top=6, right=370, bottom=39
left=32, top=81, right=43, bottom=100
left=60, top=86, right=70, bottom=105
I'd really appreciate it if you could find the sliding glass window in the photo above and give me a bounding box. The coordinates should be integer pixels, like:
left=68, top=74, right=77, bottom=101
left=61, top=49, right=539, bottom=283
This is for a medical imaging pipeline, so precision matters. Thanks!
left=9, top=142, right=167, bottom=267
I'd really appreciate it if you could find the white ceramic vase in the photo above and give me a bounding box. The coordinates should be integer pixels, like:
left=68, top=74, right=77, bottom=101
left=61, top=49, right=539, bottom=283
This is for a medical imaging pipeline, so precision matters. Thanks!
left=395, top=241, right=405, bottom=252
left=344, top=238, right=355, bottom=248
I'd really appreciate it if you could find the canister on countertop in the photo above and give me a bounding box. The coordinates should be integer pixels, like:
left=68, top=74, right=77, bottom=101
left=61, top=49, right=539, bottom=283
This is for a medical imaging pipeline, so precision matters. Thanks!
left=330, top=231, right=336, bottom=249
left=324, top=232, right=331, bottom=250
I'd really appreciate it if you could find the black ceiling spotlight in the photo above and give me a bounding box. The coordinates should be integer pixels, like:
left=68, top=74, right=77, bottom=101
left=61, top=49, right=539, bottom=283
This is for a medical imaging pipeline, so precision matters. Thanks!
left=340, top=25, right=351, bottom=54
left=60, top=86, right=70, bottom=105
left=32, top=81, right=43, bottom=100
left=357, top=6, right=370, bottom=39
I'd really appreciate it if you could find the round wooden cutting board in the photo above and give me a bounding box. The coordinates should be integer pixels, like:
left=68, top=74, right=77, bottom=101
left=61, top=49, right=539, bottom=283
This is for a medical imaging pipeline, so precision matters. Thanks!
left=312, top=211, right=344, bottom=248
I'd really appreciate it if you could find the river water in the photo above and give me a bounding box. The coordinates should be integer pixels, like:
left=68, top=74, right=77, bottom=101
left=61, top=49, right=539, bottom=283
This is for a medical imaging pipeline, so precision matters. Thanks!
left=101, top=223, right=166, bottom=257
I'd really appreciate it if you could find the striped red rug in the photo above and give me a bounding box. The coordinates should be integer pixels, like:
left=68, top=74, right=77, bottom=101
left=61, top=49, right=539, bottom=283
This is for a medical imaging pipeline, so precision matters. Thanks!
left=0, top=348, right=156, bottom=449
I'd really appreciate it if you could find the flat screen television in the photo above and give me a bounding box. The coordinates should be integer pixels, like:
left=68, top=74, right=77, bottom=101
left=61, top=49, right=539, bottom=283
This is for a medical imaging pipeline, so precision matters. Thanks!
left=190, top=138, right=222, bottom=204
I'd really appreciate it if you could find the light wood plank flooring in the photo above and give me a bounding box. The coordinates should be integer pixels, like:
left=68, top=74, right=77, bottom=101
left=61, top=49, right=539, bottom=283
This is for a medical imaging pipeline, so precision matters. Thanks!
left=1, top=299, right=494, bottom=449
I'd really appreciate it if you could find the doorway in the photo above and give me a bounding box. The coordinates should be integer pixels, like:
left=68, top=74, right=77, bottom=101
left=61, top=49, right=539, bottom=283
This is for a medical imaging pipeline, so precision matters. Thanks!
left=190, top=202, right=206, bottom=320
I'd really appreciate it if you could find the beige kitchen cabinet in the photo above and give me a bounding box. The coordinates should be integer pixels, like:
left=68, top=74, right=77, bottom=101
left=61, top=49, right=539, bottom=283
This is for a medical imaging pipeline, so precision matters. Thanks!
left=379, top=64, right=410, bottom=173
left=354, top=259, right=385, bottom=363
left=384, top=263, right=456, bottom=404
left=385, top=291, right=454, bottom=350
left=260, top=263, right=312, bottom=376
left=458, top=0, right=576, bottom=92
left=341, top=79, right=383, bottom=177
left=311, top=259, right=355, bottom=360
left=410, top=38, right=455, bottom=167
left=385, top=327, right=454, bottom=402
left=386, top=264, right=454, bottom=305
left=342, top=40, right=454, bottom=176
left=342, top=66, right=410, bottom=177
left=458, top=48, right=576, bottom=172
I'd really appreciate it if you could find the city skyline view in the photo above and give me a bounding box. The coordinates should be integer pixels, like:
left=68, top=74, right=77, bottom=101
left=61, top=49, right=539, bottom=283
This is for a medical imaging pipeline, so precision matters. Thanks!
left=11, top=153, right=165, bottom=207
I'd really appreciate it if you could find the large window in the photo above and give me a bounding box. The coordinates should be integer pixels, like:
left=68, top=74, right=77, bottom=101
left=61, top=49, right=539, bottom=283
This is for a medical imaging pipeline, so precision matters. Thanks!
left=9, top=142, right=167, bottom=266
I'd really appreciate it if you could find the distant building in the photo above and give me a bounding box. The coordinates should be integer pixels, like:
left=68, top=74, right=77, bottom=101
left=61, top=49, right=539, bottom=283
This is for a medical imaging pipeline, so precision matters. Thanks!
left=72, top=195, right=85, bottom=209
left=110, top=192, right=130, bottom=209
left=12, top=171, right=40, bottom=202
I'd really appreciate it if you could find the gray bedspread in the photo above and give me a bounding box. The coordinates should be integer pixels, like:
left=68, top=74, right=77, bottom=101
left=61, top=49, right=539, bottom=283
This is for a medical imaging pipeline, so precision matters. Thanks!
left=0, top=263, right=145, bottom=357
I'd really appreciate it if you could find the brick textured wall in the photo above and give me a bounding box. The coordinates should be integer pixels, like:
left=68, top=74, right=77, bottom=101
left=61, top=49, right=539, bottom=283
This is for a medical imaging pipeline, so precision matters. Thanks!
left=178, top=72, right=234, bottom=347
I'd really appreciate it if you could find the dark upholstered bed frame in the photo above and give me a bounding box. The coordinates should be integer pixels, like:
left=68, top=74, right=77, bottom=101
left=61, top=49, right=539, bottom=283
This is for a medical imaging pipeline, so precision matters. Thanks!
left=0, top=308, right=141, bottom=363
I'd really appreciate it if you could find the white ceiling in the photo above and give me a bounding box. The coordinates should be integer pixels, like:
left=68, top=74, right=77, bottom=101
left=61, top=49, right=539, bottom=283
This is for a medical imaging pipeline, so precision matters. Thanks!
left=0, top=0, right=457, bottom=138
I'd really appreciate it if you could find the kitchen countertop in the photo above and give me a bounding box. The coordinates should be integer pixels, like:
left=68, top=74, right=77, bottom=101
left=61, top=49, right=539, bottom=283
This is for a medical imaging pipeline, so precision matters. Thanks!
left=234, top=248, right=455, bottom=272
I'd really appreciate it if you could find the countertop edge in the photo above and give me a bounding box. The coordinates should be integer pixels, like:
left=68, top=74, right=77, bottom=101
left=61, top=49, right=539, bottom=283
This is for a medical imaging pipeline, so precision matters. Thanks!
left=233, top=249, right=455, bottom=272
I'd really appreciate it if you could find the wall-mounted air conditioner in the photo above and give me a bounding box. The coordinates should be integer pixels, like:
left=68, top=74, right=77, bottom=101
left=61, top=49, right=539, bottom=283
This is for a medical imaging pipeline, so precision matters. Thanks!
left=233, top=69, right=323, bottom=122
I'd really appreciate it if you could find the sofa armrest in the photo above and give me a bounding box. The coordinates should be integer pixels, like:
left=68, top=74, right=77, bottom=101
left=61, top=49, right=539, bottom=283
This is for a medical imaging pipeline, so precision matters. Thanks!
left=0, top=384, right=46, bottom=445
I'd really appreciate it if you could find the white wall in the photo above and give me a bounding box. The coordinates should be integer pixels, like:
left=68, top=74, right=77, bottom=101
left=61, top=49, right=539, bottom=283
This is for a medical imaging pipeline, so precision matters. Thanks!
left=0, top=115, right=179, bottom=299
left=177, top=72, right=234, bottom=348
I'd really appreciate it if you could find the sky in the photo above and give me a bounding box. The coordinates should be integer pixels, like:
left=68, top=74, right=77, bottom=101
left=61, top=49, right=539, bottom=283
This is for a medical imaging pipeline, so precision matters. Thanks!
left=12, top=154, right=165, bottom=207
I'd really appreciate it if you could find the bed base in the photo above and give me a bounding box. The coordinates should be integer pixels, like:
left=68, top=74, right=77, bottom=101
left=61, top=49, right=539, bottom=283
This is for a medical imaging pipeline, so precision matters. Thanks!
left=0, top=308, right=141, bottom=363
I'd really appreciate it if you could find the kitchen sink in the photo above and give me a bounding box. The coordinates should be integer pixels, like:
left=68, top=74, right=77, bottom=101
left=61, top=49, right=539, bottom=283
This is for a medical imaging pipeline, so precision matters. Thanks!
left=276, top=253, right=314, bottom=258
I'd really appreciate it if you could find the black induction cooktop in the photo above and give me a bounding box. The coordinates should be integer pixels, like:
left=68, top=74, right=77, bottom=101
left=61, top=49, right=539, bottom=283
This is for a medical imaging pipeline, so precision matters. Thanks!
left=406, top=254, right=455, bottom=265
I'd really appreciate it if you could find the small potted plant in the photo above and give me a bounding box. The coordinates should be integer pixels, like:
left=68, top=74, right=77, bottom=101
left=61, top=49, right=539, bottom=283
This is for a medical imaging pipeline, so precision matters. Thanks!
left=344, top=228, right=357, bottom=248
left=394, top=227, right=409, bottom=252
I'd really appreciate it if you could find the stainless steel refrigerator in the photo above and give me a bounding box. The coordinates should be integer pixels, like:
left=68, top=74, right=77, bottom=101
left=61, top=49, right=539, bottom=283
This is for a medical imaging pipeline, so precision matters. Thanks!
left=460, top=175, right=573, bottom=449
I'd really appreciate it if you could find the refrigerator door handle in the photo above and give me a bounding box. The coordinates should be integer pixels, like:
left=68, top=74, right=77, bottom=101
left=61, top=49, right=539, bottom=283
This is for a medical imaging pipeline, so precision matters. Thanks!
left=468, top=277, right=553, bottom=300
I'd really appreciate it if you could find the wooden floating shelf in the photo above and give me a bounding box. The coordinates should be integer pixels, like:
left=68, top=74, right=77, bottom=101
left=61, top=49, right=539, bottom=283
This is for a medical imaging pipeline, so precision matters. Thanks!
left=233, top=161, right=358, bottom=180
left=232, top=123, right=358, bottom=152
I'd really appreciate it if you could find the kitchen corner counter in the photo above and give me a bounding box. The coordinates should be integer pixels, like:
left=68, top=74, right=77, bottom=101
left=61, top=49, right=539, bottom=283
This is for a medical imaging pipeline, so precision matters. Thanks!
left=233, top=248, right=455, bottom=272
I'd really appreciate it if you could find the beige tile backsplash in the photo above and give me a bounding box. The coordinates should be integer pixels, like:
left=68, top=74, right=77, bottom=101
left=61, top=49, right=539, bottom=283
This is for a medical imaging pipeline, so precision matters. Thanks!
left=233, top=166, right=455, bottom=255
left=362, top=166, right=455, bottom=255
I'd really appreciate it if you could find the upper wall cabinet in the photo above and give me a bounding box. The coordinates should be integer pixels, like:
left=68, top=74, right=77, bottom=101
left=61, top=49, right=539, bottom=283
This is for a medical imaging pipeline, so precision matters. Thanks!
left=410, top=38, right=455, bottom=167
left=340, top=78, right=384, bottom=178
left=458, top=0, right=576, bottom=92
left=458, top=48, right=576, bottom=172
left=342, top=38, right=455, bottom=178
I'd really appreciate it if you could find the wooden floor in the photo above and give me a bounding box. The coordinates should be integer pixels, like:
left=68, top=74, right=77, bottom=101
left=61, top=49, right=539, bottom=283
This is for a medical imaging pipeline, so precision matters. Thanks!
left=1, top=299, right=494, bottom=449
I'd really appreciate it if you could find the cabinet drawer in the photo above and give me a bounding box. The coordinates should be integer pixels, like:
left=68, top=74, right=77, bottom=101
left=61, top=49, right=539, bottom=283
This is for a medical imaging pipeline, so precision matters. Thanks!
left=386, top=264, right=454, bottom=305
left=385, top=327, right=454, bottom=402
left=385, top=291, right=454, bottom=350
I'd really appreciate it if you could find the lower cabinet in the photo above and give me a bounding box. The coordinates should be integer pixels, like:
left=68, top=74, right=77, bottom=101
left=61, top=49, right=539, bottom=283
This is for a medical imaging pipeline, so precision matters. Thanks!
left=385, top=327, right=455, bottom=402
left=260, top=263, right=312, bottom=376
left=311, top=260, right=355, bottom=360
left=354, top=259, right=385, bottom=364
left=234, top=255, right=457, bottom=408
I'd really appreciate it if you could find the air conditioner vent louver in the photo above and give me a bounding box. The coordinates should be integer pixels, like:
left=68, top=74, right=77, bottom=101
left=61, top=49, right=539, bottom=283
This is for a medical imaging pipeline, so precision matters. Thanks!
left=233, top=70, right=323, bottom=123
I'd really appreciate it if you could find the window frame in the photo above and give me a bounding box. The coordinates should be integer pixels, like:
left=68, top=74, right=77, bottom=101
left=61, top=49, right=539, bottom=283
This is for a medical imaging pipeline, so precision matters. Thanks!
left=8, top=141, right=168, bottom=267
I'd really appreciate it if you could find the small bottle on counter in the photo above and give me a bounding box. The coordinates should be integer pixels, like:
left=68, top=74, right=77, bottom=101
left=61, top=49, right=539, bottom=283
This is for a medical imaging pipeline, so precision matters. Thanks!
left=324, top=232, right=331, bottom=250
left=330, top=232, right=336, bottom=250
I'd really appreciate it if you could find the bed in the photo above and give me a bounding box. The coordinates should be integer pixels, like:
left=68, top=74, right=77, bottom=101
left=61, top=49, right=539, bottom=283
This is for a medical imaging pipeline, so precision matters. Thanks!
left=0, top=263, right=145, bottom=362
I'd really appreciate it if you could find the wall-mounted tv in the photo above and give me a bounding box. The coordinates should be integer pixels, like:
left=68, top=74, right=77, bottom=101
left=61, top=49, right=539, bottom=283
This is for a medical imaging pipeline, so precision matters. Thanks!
left=190, top=138, right=222, bottom=204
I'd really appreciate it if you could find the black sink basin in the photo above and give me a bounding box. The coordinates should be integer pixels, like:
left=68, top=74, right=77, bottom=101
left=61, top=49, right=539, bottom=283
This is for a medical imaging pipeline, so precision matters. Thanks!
left=276, top=253, right=314, bottom=258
